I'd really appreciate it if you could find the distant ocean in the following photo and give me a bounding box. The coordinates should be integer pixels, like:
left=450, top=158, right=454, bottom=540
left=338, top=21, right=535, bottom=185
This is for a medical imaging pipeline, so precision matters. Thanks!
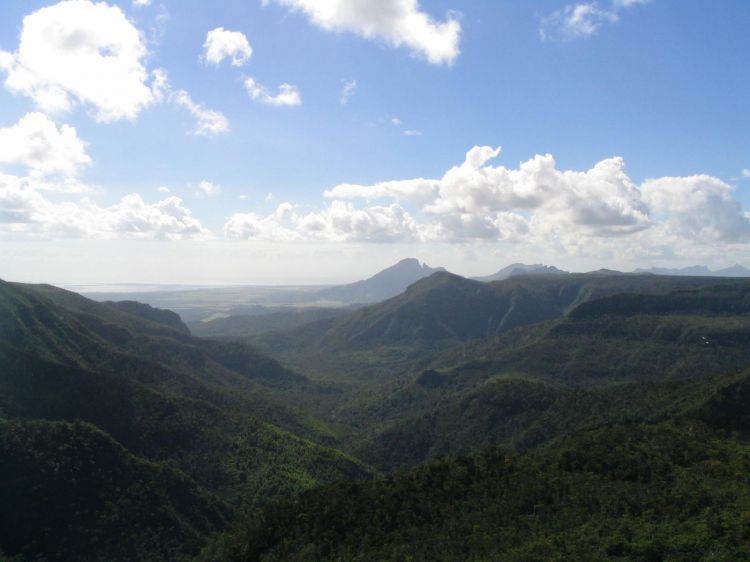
left=57, top=283, right=226, bottom=294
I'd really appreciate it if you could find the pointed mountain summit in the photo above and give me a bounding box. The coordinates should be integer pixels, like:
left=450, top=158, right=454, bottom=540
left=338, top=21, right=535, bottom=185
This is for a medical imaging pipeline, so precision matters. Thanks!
left=314, top=258, right=446, bottom=304
left=472, top=263, right=568, bottom=282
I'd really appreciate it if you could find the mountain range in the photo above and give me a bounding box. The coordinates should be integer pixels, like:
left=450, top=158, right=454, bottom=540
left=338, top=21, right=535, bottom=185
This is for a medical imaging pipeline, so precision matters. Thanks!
left=4, top=269, right=750, bottom=561
left=634, top=264, right=750, bottom=277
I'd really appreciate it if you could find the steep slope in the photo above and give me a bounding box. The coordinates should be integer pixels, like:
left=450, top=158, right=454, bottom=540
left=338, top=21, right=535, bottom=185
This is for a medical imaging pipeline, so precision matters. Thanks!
left=335, top=283, right=750, bottom=469
left=0, top=280, right=372, bottom=509
left=254, top=272, right=750, bottom=361
left=0, top=419, right=231, bottom=562
left=433, top=282, right=750, bottom=386
left=105, top=299, right=190, bottom=333
left=312, top=257, right=445, bottom=304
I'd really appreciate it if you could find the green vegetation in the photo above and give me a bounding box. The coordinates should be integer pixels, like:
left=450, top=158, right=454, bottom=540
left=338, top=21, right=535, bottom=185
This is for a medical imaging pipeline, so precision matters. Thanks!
left=0, top=419, right=230, bottom=562
left=188, top=306, right=351, bottom=338
left=199, top=421, right=750, bottom=561
left=0, top=280, right=371, bottom=560
left=4, top=274, right=750, bottom=561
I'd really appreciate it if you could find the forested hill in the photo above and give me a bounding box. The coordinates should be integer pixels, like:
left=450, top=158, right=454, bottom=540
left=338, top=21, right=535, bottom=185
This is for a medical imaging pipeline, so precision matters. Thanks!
left=4, top=275, right=750, bottom=561
left=253, top=272, right=750, bottom=356
left=200, top=418, right=750, bottom=561
left=0, top=279, right=372, bottom=561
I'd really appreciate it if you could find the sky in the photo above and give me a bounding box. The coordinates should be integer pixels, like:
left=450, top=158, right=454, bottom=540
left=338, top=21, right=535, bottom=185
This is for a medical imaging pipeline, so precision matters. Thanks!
left=0, top=0, right=749, bottom=284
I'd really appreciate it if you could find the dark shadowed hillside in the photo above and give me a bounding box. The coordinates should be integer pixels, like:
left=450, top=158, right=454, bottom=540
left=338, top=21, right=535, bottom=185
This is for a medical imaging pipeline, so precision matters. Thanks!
left=0, top=279, right=372, bottom=560
left=0, top=419, right=231, bottom=562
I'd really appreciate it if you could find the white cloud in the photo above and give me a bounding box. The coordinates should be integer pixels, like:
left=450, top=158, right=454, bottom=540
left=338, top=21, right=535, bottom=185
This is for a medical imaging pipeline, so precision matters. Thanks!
left=641, top=175, right=750, bottom=243
left=0, top=0, right=159, bottom=121
left=132, top=0, right=152, bottom=6
left=742, top=169, right=750, bottom=178
left=157, top=186, right=170, bottom=193
left=540, top=0, right=650, bottom=41
left=391, top=117, right=402, bottom=126
left=203, top=27, right=252, bottom=67
left=263, top=0, right=461, bottom=65
left=339, top=79, right=357, bottom=105
left=197, top=180, right=221, bottom=197
left=325, top=177, right=440, bottom=205
left=0, top=173, right=207, bottom=239
left=613, top=0, right=652, bottom=7
left=239, top=194, right=249, bottom=200
left=224, top=200, right=420, bottom=243
left=540, top=3, right=618, bottom=41
left=265, top=192, right=275, bottom=202
left=0, top=3, right=226, bottom=136
left=147, top=68, right=228, bottom=136
left=238, top=146, right=750, bottom=259
left=244, top=77, right=301, bottom=107
left=170, top=88, right=229, bottom=136
left=0, top=112, right=90, bottom=177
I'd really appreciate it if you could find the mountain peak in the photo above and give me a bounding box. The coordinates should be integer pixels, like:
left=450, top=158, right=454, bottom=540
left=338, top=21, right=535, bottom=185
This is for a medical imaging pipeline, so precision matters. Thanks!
left=384, top=258, right=441, bottom=275
left=314, top=258, right=446, bottom=304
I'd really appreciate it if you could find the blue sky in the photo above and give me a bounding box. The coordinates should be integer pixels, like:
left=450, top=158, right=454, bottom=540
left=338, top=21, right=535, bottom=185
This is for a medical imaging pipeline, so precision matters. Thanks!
left=0, top=0, right=749, bottom=283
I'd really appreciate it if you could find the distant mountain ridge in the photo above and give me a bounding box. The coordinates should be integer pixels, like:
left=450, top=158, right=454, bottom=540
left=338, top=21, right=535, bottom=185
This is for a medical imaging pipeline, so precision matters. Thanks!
left=472, top=263, right=568, bottom=282
left=313, top=258, right=445, bottom=304
left=635, top=264, right=750, bottom=277
left=253, top=272, right=750, bottom=359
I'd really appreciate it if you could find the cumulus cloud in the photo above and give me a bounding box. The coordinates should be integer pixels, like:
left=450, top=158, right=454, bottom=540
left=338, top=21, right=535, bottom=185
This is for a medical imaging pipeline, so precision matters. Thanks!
left=263, top=0, right=461, bottom=65
left=0, top=173, right=207, bottom=239
left=244, top=77, right=301, bottom=107
left=224, top=200, right=420, bottom=243
left=642, top=175, right=750, bottom=243
left=0, top=0, right=159, bottom=121
left=0, top=3, right=227, bottom=136
left=203, top=27, right=252, bottom=67
left=540, top=0, right=649, bottom=41
left=339, top=79, right=357, bottom=105
left=224, top=146, right=750, bottom=261
left=0, top=112, right=90, bottom=177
